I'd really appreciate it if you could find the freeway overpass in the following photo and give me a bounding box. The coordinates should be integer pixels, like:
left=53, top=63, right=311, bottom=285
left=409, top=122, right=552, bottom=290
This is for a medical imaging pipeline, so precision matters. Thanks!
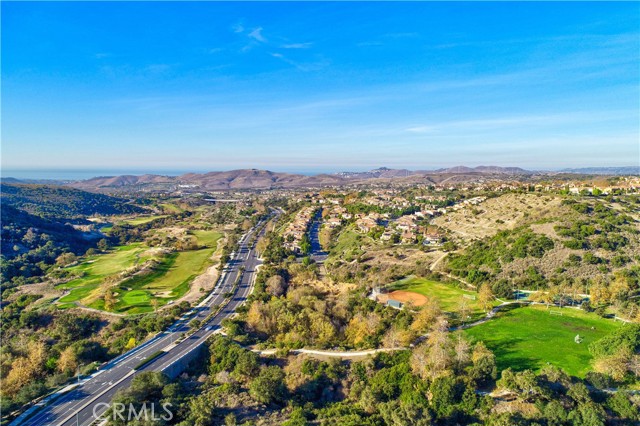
left=19, top=213, right=275, bottom=426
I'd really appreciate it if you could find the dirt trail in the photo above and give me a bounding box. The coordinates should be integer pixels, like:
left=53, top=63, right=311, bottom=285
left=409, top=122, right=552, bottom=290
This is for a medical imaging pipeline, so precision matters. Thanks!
left=429, top=251, right=448, bottom=271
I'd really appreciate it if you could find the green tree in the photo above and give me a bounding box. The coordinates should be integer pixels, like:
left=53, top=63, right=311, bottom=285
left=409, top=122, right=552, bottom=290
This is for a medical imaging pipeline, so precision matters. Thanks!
left=567, top=382, right=591, bottom=404
left=235, top=351, right=259, bottom=378
left=97, top=238, right=110, bottom=251
left=249, top=366, right=286, bottom=404
left=300, top=234, right=311, bottom=255
left=107, top=372, right=171, bottom=426
left=429, top=375, right=458, bottom=419
left=607, top=392, right=639, bottom=421
left=544, top=400, right=568, bottom=426
left=568, top=402, right=605, bottom=426
left=470, top=342, right=497, bottom=384
left=187, top=389, right=217, bottom=426
left=55, top=252, right=77, bottom=266
left=128, top=371, right=169, bottom=401
left=497, top=368, right=543, bottom=402
left=379, top=400, right=431, bottom=426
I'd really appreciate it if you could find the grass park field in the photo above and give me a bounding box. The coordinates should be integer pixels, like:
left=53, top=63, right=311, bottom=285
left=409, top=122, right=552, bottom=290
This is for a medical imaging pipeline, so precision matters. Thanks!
left=57, top=230, right=222, bottom=314
left=463, top=304, right=621, bottom=377
left=388, top=276, right=494, bottom=321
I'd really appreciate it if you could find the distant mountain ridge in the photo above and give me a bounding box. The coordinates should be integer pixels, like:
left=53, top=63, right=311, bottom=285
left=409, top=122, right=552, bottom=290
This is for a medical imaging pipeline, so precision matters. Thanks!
left=77, top=174, right=174, bottom=188
left=67, top=166, right=536, bottom=192
left=63, top=165, right=637, bottom=192
left=71, top=169, right=345, bottom=191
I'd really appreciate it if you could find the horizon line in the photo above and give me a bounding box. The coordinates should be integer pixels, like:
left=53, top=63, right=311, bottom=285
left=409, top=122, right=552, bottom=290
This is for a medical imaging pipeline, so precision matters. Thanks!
left=2, top=164, right=640, bottom=181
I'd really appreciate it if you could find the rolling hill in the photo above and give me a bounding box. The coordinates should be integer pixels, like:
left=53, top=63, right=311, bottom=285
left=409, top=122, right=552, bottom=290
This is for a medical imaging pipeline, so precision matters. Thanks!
left=67, top=166, right=541, bottom=192
left=1, top=183, right=146, bottom=219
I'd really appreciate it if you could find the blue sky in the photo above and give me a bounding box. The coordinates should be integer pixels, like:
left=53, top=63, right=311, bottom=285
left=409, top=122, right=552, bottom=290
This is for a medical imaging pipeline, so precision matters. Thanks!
left=2, top=2, right=639, bottom=175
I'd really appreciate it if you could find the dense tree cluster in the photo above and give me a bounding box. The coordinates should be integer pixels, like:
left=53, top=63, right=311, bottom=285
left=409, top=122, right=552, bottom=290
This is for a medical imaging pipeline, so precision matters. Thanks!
left=105, top=334, right=639, bottom=426
left=0, top=298, right=190, bottom=414
left=0, top=183, right=145, bottom=219
left=1, top=205, right=96, bottom=290
left=446, top=228, right=555, bottom=285
left=589, top=324, right=640, bottom=382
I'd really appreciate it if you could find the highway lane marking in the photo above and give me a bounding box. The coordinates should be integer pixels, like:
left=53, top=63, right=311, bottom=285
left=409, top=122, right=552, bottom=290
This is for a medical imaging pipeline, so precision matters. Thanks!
left=53, top=369, right=136, bottom=426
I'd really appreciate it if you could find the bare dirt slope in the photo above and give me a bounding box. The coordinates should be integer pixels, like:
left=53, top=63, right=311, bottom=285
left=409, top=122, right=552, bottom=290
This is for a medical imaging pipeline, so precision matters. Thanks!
left=433, top=193, right=568, bottom=242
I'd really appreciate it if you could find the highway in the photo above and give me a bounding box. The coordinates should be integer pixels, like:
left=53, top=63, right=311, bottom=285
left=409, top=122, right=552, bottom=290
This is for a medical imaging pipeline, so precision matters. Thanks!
left=21, top=214, right=274, bottom=426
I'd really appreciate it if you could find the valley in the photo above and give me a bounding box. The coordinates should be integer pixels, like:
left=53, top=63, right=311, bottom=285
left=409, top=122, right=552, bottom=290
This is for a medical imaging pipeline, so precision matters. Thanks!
left=2, top=171, right=639, bottom=426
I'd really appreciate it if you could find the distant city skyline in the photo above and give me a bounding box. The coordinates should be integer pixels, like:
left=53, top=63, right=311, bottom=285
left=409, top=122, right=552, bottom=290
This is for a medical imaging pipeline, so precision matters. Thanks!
left=2, top=2, right=639, bottom=172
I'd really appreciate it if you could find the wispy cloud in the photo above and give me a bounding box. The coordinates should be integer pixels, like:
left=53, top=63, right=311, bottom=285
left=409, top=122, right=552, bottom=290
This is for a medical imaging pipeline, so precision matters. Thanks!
left=281, top=42, right=313, bottom=49
left=270, top=52, right=298, bottom=68
left=230, top=21, right=322, bottom=71
left=232, top=23, right=244, bottom=34
left=233, top=24, right=268, bottom=52
left=406, top=126, right=436, bottom=133
left=248, top=27, right=267, bottom=43
left=94, top=53, right=111, bottom=59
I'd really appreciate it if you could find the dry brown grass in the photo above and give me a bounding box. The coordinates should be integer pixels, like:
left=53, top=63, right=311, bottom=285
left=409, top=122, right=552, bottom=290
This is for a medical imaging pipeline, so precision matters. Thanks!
left=436, top=193, right=640, bottom=282
left=14, top=281, right=62, bottom=302
left=529, top=222, right=561, bottom=239
left=361, top=247, right=441, bottom=269
left=433, top=193, right=568, bottom=242
left=492, top=400, right=541, bottom=417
